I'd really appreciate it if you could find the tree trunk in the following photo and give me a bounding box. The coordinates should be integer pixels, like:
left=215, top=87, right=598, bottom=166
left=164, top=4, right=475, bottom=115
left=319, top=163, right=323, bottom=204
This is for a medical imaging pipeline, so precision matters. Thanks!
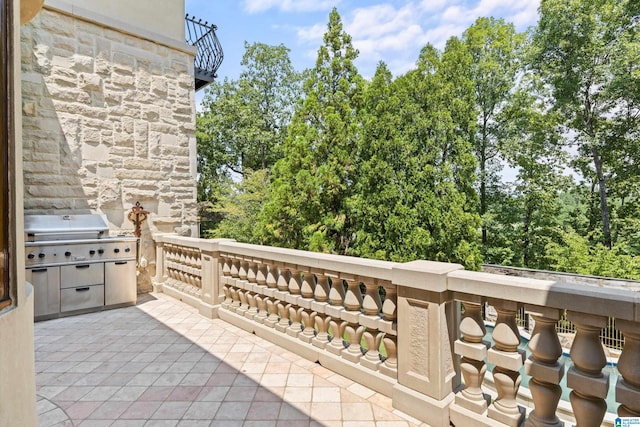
left=592, top=148, right=612, bottom=249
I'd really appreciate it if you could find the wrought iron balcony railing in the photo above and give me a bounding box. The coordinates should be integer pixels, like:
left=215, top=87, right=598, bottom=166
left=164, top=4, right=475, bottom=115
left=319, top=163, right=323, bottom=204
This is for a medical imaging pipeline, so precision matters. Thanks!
left=185, top=14, right=223, bottom=91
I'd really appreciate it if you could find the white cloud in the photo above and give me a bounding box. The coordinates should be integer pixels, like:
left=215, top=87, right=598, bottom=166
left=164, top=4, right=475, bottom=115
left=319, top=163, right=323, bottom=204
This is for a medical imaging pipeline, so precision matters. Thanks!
left=293, top=0, right=541, bottom=77
left=243, top=0, right=340, bottom=13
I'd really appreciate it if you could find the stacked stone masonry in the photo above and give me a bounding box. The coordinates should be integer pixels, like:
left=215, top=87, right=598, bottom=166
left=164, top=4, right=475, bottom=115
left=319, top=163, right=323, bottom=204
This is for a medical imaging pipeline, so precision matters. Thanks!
left=20, top=7, right=197, bottom=237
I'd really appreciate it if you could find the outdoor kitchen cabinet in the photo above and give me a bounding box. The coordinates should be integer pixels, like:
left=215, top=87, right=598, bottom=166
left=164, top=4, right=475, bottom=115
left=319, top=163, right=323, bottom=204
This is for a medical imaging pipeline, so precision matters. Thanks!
left=26, top=266, right=60, bottom=318
left=105, top=260, right=137, bottom=306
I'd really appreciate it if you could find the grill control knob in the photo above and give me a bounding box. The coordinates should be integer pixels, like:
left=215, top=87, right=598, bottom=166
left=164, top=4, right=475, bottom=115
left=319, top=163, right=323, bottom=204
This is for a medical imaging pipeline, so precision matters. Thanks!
left=27, top=253, right=35, bottom=259
left=124, top=247, right=130, bottom=253
left=89, top=250, right=96, bottom=255
left=65, top=251, right=71, bottom=257
left=38, top=253, right=46, bottom=259
left=98, top=249, right=104, bottom=254
left=114, top=248, right=120, bottom=253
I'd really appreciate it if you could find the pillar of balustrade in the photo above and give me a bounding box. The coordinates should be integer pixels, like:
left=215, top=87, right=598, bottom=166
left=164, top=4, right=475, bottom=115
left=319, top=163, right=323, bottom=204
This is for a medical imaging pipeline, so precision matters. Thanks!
left=324, top=276, right=345, bottom=325
left=230, top=259, right=240, bottom=278
left=229, top=286, right=241, bottom=312
left=616, top=319, right=640, bottom=418
left=152, top=236, right=166, bottom=289
left=450, top=299, right=491, bottom=426
left=487, top=299, right=525, bottom=427
left=285, top=268, right=302, bottom=307
left=566, top=311, right=609, bottom=427
left=313, top=313, right=331, bottom=349
left=524, top=306, right=564, bottom=427
left=342, top=322, right=365, bottom=363
left=392, top=261, right=461, bottom=427
left=298, top=272, right=316, bottom=311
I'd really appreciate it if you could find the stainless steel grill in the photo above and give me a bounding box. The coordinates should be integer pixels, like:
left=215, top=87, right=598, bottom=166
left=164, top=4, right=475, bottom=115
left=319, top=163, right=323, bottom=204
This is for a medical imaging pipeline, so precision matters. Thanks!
left=24, top=214, right=138, bottom=320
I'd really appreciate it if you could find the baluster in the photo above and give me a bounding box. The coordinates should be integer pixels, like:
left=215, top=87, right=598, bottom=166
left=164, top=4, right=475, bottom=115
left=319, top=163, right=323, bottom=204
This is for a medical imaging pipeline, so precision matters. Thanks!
left=288, top=268, right=302, bottom=295
left=300, top=273, right=316, bottom=299
left=326, top=318, right=348, bottom=355
left=342, top=323, right=365, bottom=363
left=229, top=286, right=241, bottom=312
left=524, top=307, right=564, bottom=427
left=276, top=266, right=290, bottom=292
left=616, top=319, right=640, bottom=418
left=328, top=278, right=345, bottom=307
left=344, top=278, right=363, bottom=312
left=230, top=259, right=240, bottom=278
left=264, top=298, right=280, bottom=328
left=221, top=283, right=232, bottom=308
left=488, top=301, right=525, bottom=427
left=299, top=309, right=317, bottom=343
left=380, top=334, right=397, bottom=378
left=245, top=291, right=259, bottom=320
left=265, top=265, right=278, bottom=288
left=287, top=306, right=304, bottom=338
left=314, top=274, right=330, bottom=302
left=246, top=261, right=257, bottom=283
left=452, top=301, right=490, bottom=415
left=567, top=312, right=608, bottom=427
left=237, top=289, right=249, bottom=315
left=222, top=257, right=232, bottom=276
left=254, top=295, right=268, bottom=324
left=362, top=279, right=382, bottom=316
left=361, top=328, right=383, bottom=370
left=312, top=314, right=331, bottom=349
left=275, top=301, right=291, bottom=333
left=238, top=261, right=249, bottom=281
left=381, top=282, right=397, bottom=321
left=256, top=263, right=268, bottom=286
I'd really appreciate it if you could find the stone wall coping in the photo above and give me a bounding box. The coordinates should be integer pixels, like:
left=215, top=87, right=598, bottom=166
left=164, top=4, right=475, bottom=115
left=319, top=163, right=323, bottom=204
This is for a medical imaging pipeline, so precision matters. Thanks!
left=154, top=234, right=640, bottom=321
left=154, top=234, right=398, bottom=281
left=448, top=270, right=639, bottom=321
left=44, top=0, right=197, bottom=57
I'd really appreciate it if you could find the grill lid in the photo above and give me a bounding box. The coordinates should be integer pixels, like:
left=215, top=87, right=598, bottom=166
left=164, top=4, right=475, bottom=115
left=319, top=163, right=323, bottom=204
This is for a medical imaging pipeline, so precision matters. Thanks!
left=24, top=214, right=109, bottom=241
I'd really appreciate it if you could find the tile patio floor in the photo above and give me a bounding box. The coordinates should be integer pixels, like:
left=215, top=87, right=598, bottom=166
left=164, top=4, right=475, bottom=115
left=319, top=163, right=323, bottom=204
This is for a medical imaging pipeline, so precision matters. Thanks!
left=35, top=292, right=429, bottom=427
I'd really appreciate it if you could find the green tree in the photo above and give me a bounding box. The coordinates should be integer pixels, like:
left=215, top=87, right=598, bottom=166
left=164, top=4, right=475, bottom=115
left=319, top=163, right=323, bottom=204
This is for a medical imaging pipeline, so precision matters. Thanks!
left=197, top=42, right=301, bottom=234
left=463, top=17, right=525, bottom=247
left=533, top=0, right=639, bottom=248
left=258, top=8, right=364, bottom=254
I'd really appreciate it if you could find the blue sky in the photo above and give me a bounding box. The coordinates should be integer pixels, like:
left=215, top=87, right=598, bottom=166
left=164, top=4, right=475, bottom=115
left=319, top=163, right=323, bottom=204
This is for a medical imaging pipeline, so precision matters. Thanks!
left=186, top=0, right=541, bottom=90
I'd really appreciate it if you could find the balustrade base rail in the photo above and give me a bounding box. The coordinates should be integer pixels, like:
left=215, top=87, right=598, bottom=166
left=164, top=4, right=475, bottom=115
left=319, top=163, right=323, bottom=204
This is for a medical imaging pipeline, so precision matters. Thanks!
left=152, top=234, right=640, bottom=427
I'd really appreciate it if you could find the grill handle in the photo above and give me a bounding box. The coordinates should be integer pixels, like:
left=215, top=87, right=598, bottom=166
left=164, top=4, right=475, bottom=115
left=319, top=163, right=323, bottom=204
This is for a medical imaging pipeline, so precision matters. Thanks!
left=114, top=261, right=128, bottom=265
left=75, top=264, right=91, bottom=269
left=31, top=268, right=48, bottom=273
left=75, top=287, right=90, bottom=292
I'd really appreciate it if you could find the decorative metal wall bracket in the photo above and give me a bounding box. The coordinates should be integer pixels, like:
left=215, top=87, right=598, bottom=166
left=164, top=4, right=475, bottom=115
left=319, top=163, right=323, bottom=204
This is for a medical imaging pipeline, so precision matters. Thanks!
left=127, top=201, right=149, bottom=238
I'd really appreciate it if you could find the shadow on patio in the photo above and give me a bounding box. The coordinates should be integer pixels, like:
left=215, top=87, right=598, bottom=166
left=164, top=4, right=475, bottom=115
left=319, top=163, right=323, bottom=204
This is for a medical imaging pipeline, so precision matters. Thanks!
left=34, top=293, right=425, bottom=427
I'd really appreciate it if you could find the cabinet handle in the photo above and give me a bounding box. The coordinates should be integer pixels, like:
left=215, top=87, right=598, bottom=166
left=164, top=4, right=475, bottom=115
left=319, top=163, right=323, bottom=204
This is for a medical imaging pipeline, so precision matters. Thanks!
left=32, top=268, right=48, bottom=273
left=75, top=287, right=90, bottom=292
left=115, top=261, right=128, bottom=265
left=75, top=264, right=91, bottom=269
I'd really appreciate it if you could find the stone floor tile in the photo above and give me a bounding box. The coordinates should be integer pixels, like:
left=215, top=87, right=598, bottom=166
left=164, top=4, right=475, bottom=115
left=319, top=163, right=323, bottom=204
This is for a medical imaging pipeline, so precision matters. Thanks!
left=286, top=374, right=313, bottom=387
left=137, top=386, right=175, bottom=401
left=182, top=401, right=221, bottom=420
left=213, top=401, right=252, bottom=420
left=312, top=386, right=341, bottom=402
left=278, top=402, right=310, bottom=421
left=283, top=386, right=312, bottom=403
left=343, top=422, right=376, bottom=427
left=80, top=386, right=122, bottom=402
left=77, top=420, right=114, bottom=427
left=347, top=383, right=376, bottom=400
left=111, top=420, right=147, bottom=427
left=143, top=420, right=179, bottom=427
left=119, top=401, right=163, bottom=419
left=245, top=401, right=282, bottom=420
left=206, top=373, right=236, bottom=386
left=196, top=386, right=229, bottom=402
left=224, top=385, right=258, bottom=401
left=87, top=401, right=131, bottom=419
left=153, top=372, right=187, bottom=386
left=260, top=373, right=288, bottom=387
left=310, top=402, right=342, bottom=420
left=166, top=386, right=203, bottom=401
left=176, top=421, right=212, bottom=427
left=150, top=401, right=191, bottom=420
left=65, top=401, right=103, bottom=420
left=110, top=386, right=149, bottom=401
left=180, top=372, right=212, bottom=386
left=342, top=402, right=374, bottom=421
left=376, top=421, right=410, bottom=427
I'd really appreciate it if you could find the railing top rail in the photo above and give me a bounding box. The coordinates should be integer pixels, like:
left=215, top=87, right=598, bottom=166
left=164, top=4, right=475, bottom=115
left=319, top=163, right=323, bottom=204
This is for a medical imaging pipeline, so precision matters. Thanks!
left=155, top=234, right=640, bottom=320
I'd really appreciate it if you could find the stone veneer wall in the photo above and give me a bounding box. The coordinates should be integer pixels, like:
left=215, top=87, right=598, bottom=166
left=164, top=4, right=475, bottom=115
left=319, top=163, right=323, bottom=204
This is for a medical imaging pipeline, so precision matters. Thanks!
left=20, top=5, right=197, bottom=240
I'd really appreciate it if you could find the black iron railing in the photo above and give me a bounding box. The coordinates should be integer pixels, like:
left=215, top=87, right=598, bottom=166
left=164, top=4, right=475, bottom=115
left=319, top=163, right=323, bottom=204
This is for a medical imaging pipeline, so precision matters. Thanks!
left=185, top=14, right=223, bottom=91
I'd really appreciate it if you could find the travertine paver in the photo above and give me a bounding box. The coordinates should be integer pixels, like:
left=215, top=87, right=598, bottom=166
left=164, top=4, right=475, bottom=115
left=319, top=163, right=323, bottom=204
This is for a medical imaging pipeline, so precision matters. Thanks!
left=35, top=292, right=429, bottom=427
